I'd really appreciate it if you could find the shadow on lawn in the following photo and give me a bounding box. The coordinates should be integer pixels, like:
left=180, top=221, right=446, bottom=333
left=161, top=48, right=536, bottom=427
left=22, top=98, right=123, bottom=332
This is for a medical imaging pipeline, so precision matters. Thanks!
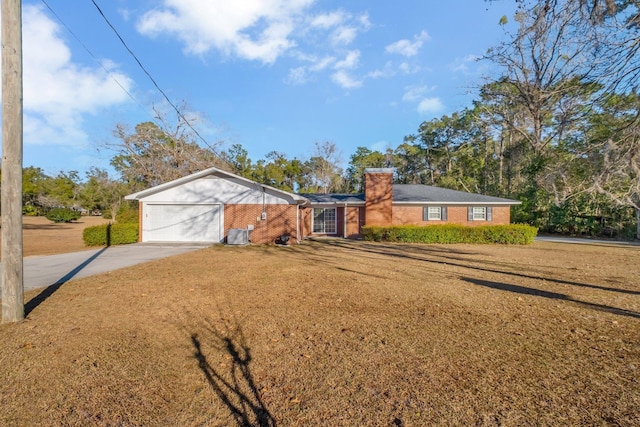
left=191, top=322, right=276, bottom=427
left=463, top=277, right=640, bottom=319
left=310, top=239, right=640, bottom=296
left=25, top=247, right=108, bottom=316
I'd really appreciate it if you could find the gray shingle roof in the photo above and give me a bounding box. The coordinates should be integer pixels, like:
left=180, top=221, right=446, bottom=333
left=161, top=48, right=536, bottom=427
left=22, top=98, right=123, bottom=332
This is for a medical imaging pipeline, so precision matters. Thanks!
left=392, top=184, right=520, bottom=204
left=300, top=193, right=365, bottom=204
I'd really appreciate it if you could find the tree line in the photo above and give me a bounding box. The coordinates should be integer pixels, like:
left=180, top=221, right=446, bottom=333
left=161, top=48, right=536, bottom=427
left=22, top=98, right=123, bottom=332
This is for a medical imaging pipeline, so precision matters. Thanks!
left=3, top=0, right=639, bottom=238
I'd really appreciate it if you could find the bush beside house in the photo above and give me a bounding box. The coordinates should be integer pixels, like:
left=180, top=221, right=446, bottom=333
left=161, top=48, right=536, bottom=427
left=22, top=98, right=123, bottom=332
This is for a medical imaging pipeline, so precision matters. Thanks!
left=83, top=223, right=139, bottom=246
left=362, top=224, right=538, bottom=245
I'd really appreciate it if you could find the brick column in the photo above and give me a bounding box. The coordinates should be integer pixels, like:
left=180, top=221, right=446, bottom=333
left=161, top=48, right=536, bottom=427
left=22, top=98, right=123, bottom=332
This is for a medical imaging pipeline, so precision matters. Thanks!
left=364, top=168, right=394, bottom=226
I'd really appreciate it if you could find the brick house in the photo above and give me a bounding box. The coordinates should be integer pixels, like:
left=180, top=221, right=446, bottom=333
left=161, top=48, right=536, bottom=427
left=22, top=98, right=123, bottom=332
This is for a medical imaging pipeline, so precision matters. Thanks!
left=125, top=167, right=521, bottom=244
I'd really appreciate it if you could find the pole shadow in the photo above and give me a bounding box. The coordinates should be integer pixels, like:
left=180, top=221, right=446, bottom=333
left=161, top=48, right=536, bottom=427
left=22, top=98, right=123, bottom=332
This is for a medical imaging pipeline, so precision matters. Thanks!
left=25, top=247, right=109, bottom=315
left=462, top=277, right=640, bottom=319
left=191, top=321, right=276, bottom=427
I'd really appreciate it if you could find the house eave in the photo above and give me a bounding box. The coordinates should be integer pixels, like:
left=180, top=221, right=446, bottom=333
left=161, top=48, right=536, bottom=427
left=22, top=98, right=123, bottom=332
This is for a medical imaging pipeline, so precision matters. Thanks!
left=124, top=166, right=307, bottom=203
left=393, top=201, right=522, bottom=206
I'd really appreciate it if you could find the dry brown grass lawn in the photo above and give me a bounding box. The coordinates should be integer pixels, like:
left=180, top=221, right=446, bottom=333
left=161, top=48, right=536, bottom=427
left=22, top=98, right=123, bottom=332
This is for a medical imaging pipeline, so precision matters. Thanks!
left=0, top=216, right=111, bottom=257
left=0, top=237, right=638, bottom=426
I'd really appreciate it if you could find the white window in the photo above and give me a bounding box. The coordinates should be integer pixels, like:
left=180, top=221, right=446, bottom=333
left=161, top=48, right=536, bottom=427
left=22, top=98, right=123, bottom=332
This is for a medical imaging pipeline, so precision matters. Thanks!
left=472, top=207, right=487, bottom=220
left=313, top=208, right=337, bottom=234
left=423, top=206, right=447, bottom=221
left=429, top=206, right=441, bottom=220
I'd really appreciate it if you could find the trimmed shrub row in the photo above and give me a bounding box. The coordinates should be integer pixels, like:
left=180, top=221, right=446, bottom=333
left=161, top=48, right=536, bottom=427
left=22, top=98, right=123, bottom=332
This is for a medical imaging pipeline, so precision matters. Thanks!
left=361, top=224, right=538, bottom=245
left=83, top=223, right=139, bottom=246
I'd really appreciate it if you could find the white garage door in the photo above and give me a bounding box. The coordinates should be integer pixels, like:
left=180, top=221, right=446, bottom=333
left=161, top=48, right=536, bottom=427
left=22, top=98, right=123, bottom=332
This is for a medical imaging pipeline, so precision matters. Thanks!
left=143, top=204, right=222, bottom=242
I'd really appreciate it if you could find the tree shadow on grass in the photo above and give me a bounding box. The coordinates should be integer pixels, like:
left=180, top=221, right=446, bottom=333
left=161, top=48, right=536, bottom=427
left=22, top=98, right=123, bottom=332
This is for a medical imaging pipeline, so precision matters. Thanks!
left=25, top=247, right=108, bottom=315
left=462, top=277, right=640, bottom=319
left=310, top=239, right=640, bottom=296
left=191, top=321, right=276, bottom=427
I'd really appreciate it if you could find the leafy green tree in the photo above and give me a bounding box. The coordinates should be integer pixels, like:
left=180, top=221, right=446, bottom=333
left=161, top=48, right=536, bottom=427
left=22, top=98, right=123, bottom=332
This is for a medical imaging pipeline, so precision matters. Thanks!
left=222, top=144, right=253, bottom=178
left=38, top=171, right=82, bottom=209
left=82, top=167, right=129, bottom=220
left=22, top=166, right=48, bottom=214
left=344, top=147, right=387, bottom=192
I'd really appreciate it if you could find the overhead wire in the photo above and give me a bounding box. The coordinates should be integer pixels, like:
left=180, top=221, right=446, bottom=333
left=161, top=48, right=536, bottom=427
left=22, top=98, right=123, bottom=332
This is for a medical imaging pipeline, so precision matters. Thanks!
left=39, top=0, right=146, bottom=115
left=41, top=0, right=229, bottom=166
left=88, top=0, right=226, bottom=160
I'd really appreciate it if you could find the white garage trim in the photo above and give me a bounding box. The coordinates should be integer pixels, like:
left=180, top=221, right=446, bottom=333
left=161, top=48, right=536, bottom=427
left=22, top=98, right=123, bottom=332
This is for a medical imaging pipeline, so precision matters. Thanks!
left=142, top=203, right=223, bottom=243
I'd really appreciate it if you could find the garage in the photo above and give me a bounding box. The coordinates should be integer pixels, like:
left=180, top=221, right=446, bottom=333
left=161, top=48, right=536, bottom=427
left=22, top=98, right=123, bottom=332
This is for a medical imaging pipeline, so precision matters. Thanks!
left=142, top=204, right=222, bottom=243
left=126, top=167, right=307, bottom=244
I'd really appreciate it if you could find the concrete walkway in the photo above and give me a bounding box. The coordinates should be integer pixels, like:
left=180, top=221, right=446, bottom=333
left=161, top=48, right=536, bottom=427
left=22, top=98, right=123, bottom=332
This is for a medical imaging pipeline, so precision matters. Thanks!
left=1, top=243, right=211, bottom=294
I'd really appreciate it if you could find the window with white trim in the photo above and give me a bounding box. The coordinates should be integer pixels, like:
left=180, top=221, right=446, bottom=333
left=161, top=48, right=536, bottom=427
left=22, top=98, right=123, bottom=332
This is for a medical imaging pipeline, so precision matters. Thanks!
left=468, top=206, right=492, bottom=221
left=312, top=208, right=337, bottom=234
left=423, top=206, right=447, bottom=221
left=472, top=206, right=487, bottom=220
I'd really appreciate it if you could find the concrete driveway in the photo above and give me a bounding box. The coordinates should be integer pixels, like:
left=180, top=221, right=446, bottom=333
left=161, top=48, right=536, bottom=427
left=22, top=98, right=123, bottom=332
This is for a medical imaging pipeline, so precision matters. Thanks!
left=1, top=243, right=211, bottom=294
left=535, top=235, right=640, bottom=247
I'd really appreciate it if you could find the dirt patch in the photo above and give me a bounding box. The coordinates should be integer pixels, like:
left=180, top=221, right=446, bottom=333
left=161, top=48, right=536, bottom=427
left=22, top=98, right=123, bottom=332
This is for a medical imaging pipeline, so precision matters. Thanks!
left=0, top=216, right=111, bottom=257
left=0, top=239, right=638, bottom=425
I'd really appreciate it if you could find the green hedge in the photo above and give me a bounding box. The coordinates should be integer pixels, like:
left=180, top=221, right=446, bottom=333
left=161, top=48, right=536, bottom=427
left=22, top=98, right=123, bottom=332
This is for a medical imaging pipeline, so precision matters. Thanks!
left=83, top=223, right=139, bottom=246
left=45, top=207, right=81, bottom=223
left=361, top=224, right=538, bottom=245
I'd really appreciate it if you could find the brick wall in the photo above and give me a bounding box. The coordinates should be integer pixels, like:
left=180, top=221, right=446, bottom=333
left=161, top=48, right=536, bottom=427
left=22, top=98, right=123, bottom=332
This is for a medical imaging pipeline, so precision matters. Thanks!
left=224, top=204, right=298, bottom=244
left=392, top=205, right=512, bottom=226
left=365, top=172, right=393, bottom=226
left=346, top=206, right=363, bottom=238
left=299, top=206, right=363, bottom=239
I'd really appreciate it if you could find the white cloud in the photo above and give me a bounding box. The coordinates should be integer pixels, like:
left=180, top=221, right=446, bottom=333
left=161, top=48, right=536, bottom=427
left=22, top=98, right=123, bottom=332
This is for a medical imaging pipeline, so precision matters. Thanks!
left=450, top=54, right=482, bottom=73
left=367, top=61, right=396, bottom=79
left=401, top=85, right=442, bottom=115
left=385, top=30, right=430, bottom=57
left=286, top=67, right=309, bottom=85
left=139, top=2, right=372, bottom=90
left=137, top=0, right=315, bottom=64
left=357, top=13, right=372, bottom=30
left=417, top=97, right=444, bottom=115
left=331, top=70, right=362, bottom=89
left=310, top=56, right=336, bottom=72
left=402, top=85, right=429, bottom=102
left=335, top=50, right=360, bottom=70
left=399, top=62, right=422, bottom=75
left=370, top=140, right=389, bottom=152
left=330, top=50, right=362, bottom=88
left=2, top=5, right=133, bottom=147
left=311, top=10, right=348, bottom=29
left=330, top=26, right=357, bottom=45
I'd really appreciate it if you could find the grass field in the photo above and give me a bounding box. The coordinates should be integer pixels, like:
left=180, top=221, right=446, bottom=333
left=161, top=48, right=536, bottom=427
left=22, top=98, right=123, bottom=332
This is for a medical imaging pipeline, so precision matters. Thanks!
left=0, top=220, right=638, bottom=425
left=0, top=216, right=110, bottom=258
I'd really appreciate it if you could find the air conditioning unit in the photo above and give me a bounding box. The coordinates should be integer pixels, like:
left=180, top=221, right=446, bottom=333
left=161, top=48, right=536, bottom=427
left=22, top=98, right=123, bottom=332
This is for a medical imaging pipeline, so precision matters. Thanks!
left=227, top=228, right=249, bottom=245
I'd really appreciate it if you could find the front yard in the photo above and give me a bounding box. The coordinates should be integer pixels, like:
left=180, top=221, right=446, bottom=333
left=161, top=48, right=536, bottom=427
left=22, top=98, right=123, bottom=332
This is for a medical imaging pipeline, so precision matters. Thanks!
left=0, top=239, right=638, bottom=425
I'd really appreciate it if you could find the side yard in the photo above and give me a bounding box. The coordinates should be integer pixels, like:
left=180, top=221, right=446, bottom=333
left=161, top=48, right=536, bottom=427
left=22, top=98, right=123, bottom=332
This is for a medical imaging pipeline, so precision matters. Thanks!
left=0, top=216, right=111, bottom=258
left=0, top=239, right=638, bottom=425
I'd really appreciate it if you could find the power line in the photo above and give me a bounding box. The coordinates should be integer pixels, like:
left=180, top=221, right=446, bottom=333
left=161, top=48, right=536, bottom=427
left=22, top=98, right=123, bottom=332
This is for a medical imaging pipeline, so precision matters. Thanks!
left=40, top=0, right=147, bottom=116
left=89, top=0, right=225, bottom=159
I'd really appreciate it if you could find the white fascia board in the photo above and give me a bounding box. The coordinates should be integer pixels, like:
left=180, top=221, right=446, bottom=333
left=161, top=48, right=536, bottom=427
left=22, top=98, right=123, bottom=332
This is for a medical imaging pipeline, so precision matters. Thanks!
left=392, top=201, right=522, bottom=206
left=125, top=166, right=307, bottom=203
left=305, top=202, right=366, bottom=207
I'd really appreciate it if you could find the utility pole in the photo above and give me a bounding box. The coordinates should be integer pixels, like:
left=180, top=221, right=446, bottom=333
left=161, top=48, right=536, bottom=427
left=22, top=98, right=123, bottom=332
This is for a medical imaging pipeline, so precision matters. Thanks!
left=1, top=0, right=24, bottom=323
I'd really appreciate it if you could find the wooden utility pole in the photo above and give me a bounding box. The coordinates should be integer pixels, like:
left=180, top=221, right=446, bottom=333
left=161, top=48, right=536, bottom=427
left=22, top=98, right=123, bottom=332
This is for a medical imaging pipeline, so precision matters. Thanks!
left=1, top=0, right=24, bottom=323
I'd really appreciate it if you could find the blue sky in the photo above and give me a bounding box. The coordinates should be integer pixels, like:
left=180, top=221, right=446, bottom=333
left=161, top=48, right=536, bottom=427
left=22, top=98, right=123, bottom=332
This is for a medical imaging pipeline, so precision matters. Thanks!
left=3, top=0, right=517, bottom=177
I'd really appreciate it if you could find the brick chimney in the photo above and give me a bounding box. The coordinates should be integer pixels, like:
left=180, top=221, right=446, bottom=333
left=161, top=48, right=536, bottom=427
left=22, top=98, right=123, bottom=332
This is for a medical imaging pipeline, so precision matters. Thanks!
left=364, top=168, right=394, bottom=226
